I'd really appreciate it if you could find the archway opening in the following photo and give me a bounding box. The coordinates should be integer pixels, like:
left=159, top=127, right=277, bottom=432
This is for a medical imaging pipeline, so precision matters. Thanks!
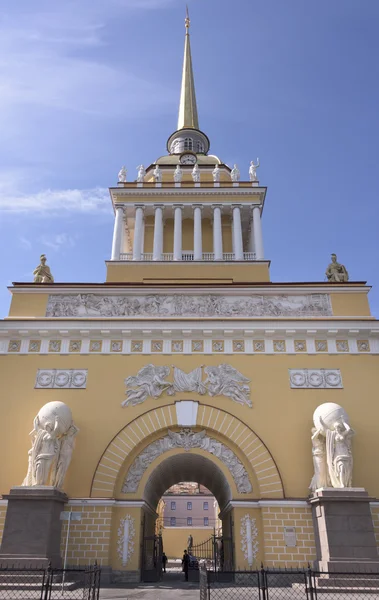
left=141, top=453, right=234, bottom=580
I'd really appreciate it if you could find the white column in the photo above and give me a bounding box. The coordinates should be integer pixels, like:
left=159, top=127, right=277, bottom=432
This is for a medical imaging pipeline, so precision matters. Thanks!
left=173, top=204, right=183, bottom=261
left=245, top=516, right=254, bottom=567
left=213, top=204, right=223, bottom=260
left=133, top=205, right=144, bottom=261
left=232, top=204, right=244, bottom=260
left=153, top=204, right=164, bottom=260
left=253, top=204, right=264, bottom=260
left=248, top=213, right=255, bottom=253
left=141, top=213, right=145, bottom=256
left=111, top=205, right=124, bottom=260
left=193, top=204, right=203, bottom=260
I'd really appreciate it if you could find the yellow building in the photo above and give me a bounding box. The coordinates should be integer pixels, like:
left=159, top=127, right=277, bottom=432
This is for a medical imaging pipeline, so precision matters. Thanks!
left=0, top=12, right=379, bottom=582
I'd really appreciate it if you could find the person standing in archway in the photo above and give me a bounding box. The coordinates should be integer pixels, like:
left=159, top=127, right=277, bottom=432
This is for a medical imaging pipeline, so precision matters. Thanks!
left=182, top=549, right=190, bottom=582
left=162, top=552, right=167, bottom=573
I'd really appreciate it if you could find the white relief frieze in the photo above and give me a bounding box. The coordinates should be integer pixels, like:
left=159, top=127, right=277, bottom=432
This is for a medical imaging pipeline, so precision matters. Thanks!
left=289, top=369, right=342, bottom=389
left=46, top=293, right=332, bottom=318
left=121, top=364, right=251, bottom=408
left=122, top=429, right=252, bottom=494
left=240, top=515, right=259, bottom=566
left=117, top=515, right=135, bottom=566
left=35, top=369, right=87, bottom=389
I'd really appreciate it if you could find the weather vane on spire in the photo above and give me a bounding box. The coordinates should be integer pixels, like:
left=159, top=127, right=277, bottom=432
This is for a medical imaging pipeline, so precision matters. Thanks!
left=185, top=6, right=190, bottom=31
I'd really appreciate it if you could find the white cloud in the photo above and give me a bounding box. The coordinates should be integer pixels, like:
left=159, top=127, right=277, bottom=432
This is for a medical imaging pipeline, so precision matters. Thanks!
left=39, top=233, right=77, bottom=251
left=19, top=236, right=32, bottom=250
left=0, top=185, right=111, bottom=215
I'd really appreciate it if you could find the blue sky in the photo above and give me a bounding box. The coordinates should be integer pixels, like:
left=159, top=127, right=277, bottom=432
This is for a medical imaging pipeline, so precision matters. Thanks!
left=0, top=0, right=378, bottom=317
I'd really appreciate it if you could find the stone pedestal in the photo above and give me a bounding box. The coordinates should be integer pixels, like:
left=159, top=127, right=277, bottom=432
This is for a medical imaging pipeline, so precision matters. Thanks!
left=0, top=486, right=68, bottom=568
left=309, top=487, right=379, bottom=572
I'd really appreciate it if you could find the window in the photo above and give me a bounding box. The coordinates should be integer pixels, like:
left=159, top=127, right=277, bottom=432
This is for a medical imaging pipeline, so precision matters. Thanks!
left=203, top=502, right=209, bottom=510
left=187, top=502, right=192, bottom=510
left=187, top=517, right=192, bottom=526
left=197, top=141, right=204, bottom=153
left=204, top=517, right=209, bottom=526
left=184, top=137, right=193, bottom=151
left=171, top=501, right=176, bottom=510
left=170, top=517, right=176, bottom=526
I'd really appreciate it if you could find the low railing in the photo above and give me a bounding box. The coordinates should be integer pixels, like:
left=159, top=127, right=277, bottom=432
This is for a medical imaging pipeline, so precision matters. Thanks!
left=0, top=563, right=101, bottom=600
left=119, top=252, right=256, bottom=261
left=200, top=564, right=379, bottom=600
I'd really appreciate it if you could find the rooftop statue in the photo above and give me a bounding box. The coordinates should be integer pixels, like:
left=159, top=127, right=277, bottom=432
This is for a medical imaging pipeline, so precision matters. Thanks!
left=153, top=165, right=162, bottom=183
left=212, top=164, right=220, bottom=182
left=118, top=166, right=127, bottom=183
left=325, top=254, right=349, bottom=282
left=33, top=254, right=54, bottom=283
left=192, top=163, right=200, bottom=183
left=136, top=165, right=146, bottom=183
left=174, top=164, right=183, bottom=183
left=249, top=159, right=260, bottom=182
left=231, top=164, right=240, bottom=182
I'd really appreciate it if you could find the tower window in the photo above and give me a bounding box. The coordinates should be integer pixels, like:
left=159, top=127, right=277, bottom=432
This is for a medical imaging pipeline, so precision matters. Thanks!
left=184, top=137, right=193, bottom=151
left=197, top=141, right=204, bottom=153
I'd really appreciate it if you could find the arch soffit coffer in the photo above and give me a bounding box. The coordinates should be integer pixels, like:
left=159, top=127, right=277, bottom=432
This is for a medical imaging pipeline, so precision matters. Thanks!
left=90, top=403, right=284, bottom=499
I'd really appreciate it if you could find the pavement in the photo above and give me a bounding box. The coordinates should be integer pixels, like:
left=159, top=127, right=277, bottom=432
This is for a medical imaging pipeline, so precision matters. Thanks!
left=100, top=572, right=199, bottom=600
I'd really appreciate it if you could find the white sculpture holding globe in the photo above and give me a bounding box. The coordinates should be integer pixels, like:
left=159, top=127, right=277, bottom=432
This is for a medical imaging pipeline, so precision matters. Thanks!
left=22, top=401, right=79, bottom=490
left=310, top=402, right=354, bottom=492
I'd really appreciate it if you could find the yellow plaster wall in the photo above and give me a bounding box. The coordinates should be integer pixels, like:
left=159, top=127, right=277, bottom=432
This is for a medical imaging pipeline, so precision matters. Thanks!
left=0, top=505, right=7, bottom=546
left=262, top=507, right=316, bottom=567
left=162, top=528, right=213, bottom=558
left=1, top=353, right=379, bottom=499
left=60, top=505, right=112, bottom=566
left=8, top=293, right=49, bottom=318
left=331, top=292, right=371, bottom=317
left=105, top=262, right=270, bottom=283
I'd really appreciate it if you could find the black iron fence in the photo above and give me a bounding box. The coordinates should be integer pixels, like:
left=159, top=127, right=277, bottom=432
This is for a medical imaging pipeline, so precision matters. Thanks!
left=200, top=564, right=379, bottom=600
left=0, top=563, right=101, bottom=599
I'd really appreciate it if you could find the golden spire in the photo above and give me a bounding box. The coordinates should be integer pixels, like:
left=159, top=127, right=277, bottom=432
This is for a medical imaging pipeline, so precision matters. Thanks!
left=177, top=6, right=199, bottom=130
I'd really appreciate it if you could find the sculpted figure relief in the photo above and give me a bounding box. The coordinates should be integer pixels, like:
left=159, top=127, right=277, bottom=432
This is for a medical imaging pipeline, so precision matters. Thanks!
left=174, top=165, right=183, bottom=183
left=325, top=254, right=349, bottom=282
left=192, top=164, right=200, bottom=183
left=22, top=401, right=79, bottom=489
left=212, top=164, right=220, bottom=182
left=46, top=292, right=332, bottom=318
left=33, top=254, right=54, bottom=283
left=231, top=164, right=240, bottom=182
left=136, top=165, right=146, bottom=183
left=118, top=166, right=127, bottom=182
left=310, top=403, right=354, bottom=491
left=122, top=364, right=251, bottom=407
left=153, top=165, right=162, bottom=182
left=122, top=429, right=252, bottom=494
left=249, top=159, right=260, bottom=182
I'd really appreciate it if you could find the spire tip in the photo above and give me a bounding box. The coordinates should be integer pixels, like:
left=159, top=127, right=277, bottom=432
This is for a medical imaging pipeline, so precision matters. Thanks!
left=185, top=5, right=190, bottom=30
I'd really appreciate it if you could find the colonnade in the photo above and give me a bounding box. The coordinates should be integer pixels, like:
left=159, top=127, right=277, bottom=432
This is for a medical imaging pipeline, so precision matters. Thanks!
left=111, top=203, right=264, bottom=261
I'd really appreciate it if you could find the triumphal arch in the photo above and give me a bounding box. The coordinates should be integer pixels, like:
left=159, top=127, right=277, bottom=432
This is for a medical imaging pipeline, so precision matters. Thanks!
left=0, top=13, right=379, bottom=582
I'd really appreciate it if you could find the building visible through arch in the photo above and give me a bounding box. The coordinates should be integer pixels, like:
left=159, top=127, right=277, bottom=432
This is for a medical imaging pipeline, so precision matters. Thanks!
left=0, top=7, right=379, bottom=583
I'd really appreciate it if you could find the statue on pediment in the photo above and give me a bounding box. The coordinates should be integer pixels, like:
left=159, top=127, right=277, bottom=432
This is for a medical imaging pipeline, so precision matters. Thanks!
left=325, top=254, right=349, bottom=282
left=33, top=254, right=54, bottom=283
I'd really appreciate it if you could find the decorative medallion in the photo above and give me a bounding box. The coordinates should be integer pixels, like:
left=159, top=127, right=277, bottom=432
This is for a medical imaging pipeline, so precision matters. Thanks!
left=253, top=340, right=265, bottom=352
left=212, top=341, right=224, bottom=352
left=111, top=340, right=123, bottom=352
left=336, top=340, right=349, bottom=352
left=131, top=341, right=143, bottom=352
left=35, top=369, right=87, bottom=389
left=89, top=340, right=102, bottom=352
left=171, top=340, right=183, bottom=353
left=289, top=369, right=342, bottom=389
left=122, top=364, right=251, bottom=408
left=48, top=340, right=61, bottom=353
left=69, top=340, right=82, bottom=353
left=192, top=340, right=204, bottom=352
left=29, top=340, right=41, bottom=353
left=273, top=340, right=286, bottom=353
left=151, top=341, right=163, bottom=353
left=357, top=340, right=370, bottom=352
left=117, top=515, right=135, bottom=566
left=315, top=340, right=328, bottom=352
left=294, top=340, right=307, bottom=352
left=122, top=429, right=252, bottom=494
left=8, top=340, right=21, bottom=352
left=233, top=340, right=245, bottom=352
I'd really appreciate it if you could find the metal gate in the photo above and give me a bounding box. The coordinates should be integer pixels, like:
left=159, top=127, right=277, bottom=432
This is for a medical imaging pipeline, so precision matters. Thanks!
left=191, top=534, right=234, bottom=572
left=141, top=535, right=163, bottom=582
